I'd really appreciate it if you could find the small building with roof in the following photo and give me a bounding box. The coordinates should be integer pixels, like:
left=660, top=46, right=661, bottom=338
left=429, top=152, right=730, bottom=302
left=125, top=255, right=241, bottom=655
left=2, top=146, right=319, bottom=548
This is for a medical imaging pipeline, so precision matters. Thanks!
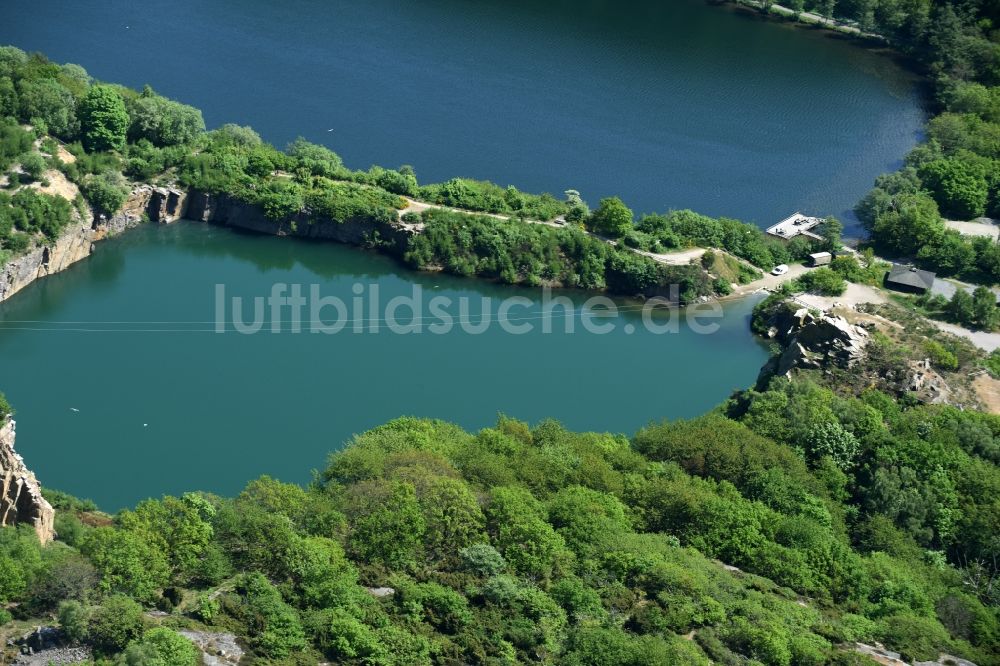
left=884, top=264, right=936, bottom=294
left=808, top=251, right=832, bottom=266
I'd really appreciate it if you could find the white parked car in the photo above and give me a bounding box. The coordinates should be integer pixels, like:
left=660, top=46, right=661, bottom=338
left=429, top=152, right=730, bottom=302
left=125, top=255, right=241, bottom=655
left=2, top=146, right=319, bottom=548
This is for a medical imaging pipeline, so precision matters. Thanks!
left=771, top=264, right=789, bottom=276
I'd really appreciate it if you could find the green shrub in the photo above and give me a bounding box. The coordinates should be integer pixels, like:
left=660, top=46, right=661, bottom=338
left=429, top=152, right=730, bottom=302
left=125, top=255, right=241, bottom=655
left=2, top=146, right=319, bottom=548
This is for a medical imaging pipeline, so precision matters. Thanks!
left=797, top=267, right=846, bottom=296
left=117, top=628, right=199, bottom=666
left=58, top=600, right=91, bottom=643
left=80, top=171, right=129, bottom=216
left=88, top=595, right=146, bottom=654
left=18, top=151, right=45, bottom=180
left=923, top=339, right=959, bottom=370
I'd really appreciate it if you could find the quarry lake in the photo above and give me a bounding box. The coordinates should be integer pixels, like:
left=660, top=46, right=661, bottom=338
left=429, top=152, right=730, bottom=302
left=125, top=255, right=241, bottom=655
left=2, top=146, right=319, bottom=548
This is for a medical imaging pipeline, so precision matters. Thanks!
left=3, top=0, right=923, bottom=230
left=0, top=0, right=928, bottom=507
left=0, top=223, right=769, bottom=509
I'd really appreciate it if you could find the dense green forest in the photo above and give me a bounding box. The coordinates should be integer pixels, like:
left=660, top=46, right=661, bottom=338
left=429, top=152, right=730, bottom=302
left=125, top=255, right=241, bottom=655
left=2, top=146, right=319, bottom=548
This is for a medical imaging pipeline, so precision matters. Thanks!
left=2, top=354, right=999, bottom=664
left=3, top=1, right=1000, bottom=664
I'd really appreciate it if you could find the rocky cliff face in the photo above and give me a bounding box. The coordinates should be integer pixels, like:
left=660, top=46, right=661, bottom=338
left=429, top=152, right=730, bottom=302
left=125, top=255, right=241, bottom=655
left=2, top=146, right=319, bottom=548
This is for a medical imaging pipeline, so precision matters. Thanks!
left=0, top=418, right=54, bottom=544
left=100, top=185, right=187, bottom=235
left=0, top=186, right=184, bottom=303
left=185, top=190, right=415, bottom=256
left=0, top=185, right=414, bottom=304
left=758, top=306, right=870, bottom=380
left=0, top=217, right=95, bottom=302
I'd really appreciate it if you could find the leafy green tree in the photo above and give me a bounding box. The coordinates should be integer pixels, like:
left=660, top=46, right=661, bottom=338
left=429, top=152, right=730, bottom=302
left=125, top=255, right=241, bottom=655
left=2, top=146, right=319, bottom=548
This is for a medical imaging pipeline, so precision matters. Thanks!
left=564, top=188, right=590, bottom=223
left=587, top=196, right=633, bottom=237
left=948, top=289, right=976, bottom=324
left=127, top=87, right=205, bottom=147
left=798, top=267, right=846, bottom=295
left=80, top=527, right=169, bottom=602
left=0, top=46, right=27, bottom=79
left=346, top=480, right=426, bottom=570
left=877, top=614, right=954, bottom=663
left=307, top=608, right=387, bottom=663
left=871, top=192, right=944, bottom=256
left=116, top=628, right=199, bottom=666
left=57, top=600, right=90, bottom=643
left=919, top=158, right=989, bottom=220
left=19, top=151, right=45, bottom=181
left=118, top=494, right=214, bottom=584
left=923, top=339, right=959, bottom=370
left=88, top=595, right=146, bottom=655
left=229, top=573, right=306, bottom=659
left=210, top=123, right=262, bottom=148
left=459, top=543, right=506, bottom=577
left=971, top=286, right=998, bottom=329
left=917, top=231, right=977, bottom=276
left=286, top=136, right=343, bottom=176
left=0, top=392, right=12, bottom=421
left=855, top=168, right=922, bottom=230
left=79, top=85, right=129, bottom=153
left=81, top=171, right=130, bottom=216
left=0, top=122, right=35, bottom=172
left=819, top=216, right=843, bottom=252
left=549, top=577, right=607, bottom=625
left=27, top=553, right=99, bottom=612
left=485, top=486, right=570, bottom=581
left=803, top=421, right=860, bottom=470
left=545, top=485, right=631, bottom=555
left=284, top=535, right=359, bottom=609
left=17, top=78, right=78, bottom=139
left=413, top=476, right=485, bottom=562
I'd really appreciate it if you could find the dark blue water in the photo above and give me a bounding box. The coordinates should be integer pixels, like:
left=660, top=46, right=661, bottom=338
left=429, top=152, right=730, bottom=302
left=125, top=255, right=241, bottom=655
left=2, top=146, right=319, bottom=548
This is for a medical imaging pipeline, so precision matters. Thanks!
left=2, top=0, right=923, bottom=229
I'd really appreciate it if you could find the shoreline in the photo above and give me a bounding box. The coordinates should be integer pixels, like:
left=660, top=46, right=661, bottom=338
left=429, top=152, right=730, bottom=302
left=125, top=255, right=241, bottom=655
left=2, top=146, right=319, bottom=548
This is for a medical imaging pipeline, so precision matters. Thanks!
left=2, top=184, right=756, bottom=309
left=719, top=0, right=927, bottom=78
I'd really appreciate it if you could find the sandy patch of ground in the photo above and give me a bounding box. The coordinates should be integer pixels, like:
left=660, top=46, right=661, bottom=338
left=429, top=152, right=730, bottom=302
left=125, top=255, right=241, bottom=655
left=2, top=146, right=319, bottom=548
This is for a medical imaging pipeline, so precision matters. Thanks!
left=637, top=246, right=707, bottom=266
left=27, top=168, right=79, bottom=201
left=834, top=306, right=903, bottom=332
left=793, top=282, right=888, bottom=311
left=55, top=143, right=76, bottom=164
left=944, top=218, right=999, bottom=240
left=973, top=374, right=1000, bottom=414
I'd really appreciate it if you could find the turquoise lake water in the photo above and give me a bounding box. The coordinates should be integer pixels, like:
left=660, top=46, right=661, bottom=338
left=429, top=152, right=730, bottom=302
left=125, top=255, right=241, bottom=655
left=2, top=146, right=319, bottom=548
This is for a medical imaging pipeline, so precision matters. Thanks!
left=0, top=223, right=768, bottom=508
left=0, top=0, right=926, bottom=507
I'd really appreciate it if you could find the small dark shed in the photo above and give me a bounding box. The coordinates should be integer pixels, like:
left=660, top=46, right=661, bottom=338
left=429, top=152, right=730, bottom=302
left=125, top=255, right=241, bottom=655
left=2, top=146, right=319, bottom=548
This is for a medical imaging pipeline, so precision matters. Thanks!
left=884, top=265, right=936, bottom=294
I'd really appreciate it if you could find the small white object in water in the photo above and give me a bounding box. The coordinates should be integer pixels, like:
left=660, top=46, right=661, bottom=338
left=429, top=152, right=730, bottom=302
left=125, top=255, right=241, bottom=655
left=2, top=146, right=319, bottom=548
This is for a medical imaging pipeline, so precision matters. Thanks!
left=143, top=423, right=148, bottom=427
left=327, top=128, right=334, bottom=132
left=69, top=407, right=79, bottom=412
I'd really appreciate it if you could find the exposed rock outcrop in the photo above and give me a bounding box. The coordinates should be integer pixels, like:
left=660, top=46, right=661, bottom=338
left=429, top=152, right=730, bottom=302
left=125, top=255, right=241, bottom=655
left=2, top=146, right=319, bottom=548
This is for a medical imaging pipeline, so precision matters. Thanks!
left=759, top=307, right=869, bottom=380
left=0, top=218, right=94, bottom=302
left=908, top=359, right=953, bottom=405
left=0, top=186, right=169, bottom=303
left=177, top=631, right=244, bottom=666
left=99, top=185, right=186, bottom=236
left=0, top=418, right=54, bottom=544
left=185, top=190, right=415, bottom=256
left=1, top=184, right=413, bottom=304
left=365, top=586, right=396, bottom=598
left=7, top=626, right=91, bottom=665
